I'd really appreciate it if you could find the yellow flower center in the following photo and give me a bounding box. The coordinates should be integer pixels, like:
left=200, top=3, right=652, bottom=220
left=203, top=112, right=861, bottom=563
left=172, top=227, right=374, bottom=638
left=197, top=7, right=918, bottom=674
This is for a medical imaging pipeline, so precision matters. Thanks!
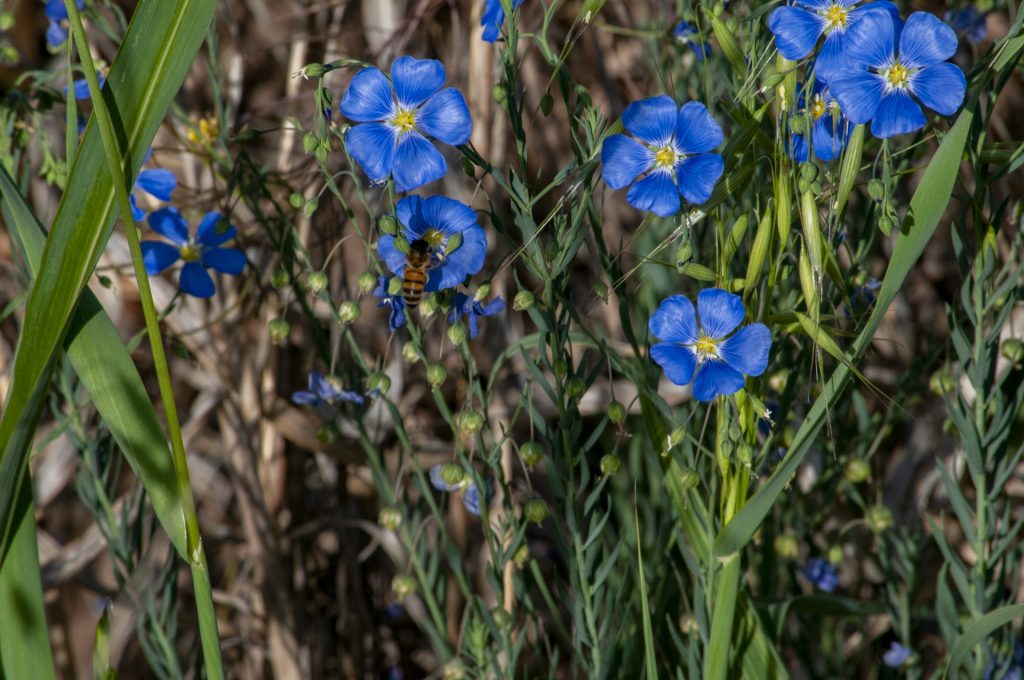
left=822, top=3, right=849, bottom=31
left=883, top=62, right=910, bottom=90
left=654, top=145, right=679, bottom=170
left=391, top=108, right=417, bottom=134
left=691, top=335, right=720, bottom=363
left=810, top=94, right=828, bottom=121
left=179, top=243, right=201, bottom=262
left=424, top=228, right=446, bottom=249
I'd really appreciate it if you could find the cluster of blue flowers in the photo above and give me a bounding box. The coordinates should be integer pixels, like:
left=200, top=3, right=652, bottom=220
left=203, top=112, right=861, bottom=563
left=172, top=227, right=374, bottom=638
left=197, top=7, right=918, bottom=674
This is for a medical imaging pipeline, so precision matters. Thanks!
left=769, top=1, right=966, bottom=143
left=802, top=556, right=839, bottom=592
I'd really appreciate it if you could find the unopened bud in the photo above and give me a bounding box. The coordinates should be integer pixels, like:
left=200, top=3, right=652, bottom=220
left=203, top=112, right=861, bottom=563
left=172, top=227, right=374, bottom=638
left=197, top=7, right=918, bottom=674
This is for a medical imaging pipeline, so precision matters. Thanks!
left=607, top=400, right=626, bottom=424
left=378, top=506, right=402, bottom=531
left=368, top=372, right=391, bottom=394
left=600, top=454, right=621, bottom=476
left=306, top=270, right=328, bottom=294
left=474, top=283, right=492, bottom=302
left=457, top=410, right=485, bottom=436
left=524, top=498, right=549, bottom=525
left=387, top=276, right=403, bottom=296
left=439, top=463, right=465, bottom=487
left=552, top=359, right=569, bottom=379
left=392, top=574, right=416, bottom=599
left=513, top=544, right=530, bottom=568
left=402, top=342, right=420, bottom=364
left=844, top=457, right=870, bottom=483
left=593, top=280, right=609, bottom=302
left=679, top=468, right=699, bottom=490
left=1002, top=339, right=1024, bottom=363
left=867, top=179, right=885, bottom=201
left=773, top=534, right=799, bottom=559
left=271, top=267, right=290, bottom=289
left=565, top=376, right=587, bottom=399
left=378, top=215, right=397, bottom=235
left=865, top=505, right=893, bottom=534
left=929, top=368, right=956, bottom=396
left=519, top=442, right=544, bottom=469
left=268, top=318, right=290, bottom=343
left=427, top=363, right=447, bottom=388
left=447, top=321, right=468, bottom=345
left=513, top=290, right=535, bottom=311
left=358, top=271, right=377, bottom=294
left=338, top=300, right=360, bottom=324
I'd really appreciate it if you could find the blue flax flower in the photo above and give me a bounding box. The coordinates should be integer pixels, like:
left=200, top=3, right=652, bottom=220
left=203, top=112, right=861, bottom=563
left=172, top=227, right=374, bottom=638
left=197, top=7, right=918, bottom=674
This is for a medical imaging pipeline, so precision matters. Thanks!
left=448, top=293, right=505, bottom=338
left=828, top=11, right=966, bottom=139
left=429, top=464, right=492, bottom=516
left=373, top=276, right=408, bottom=333
left=768, top=0, right=896, bottom=82
left=792, top=80, right=850, bottom=162
left=378, top=195, right=486, bottom=293
left=945, top=7, right=987, bottom=45
left=291, top=371, right=365, bottom=407
left=882, top=641, right=912, bottom=668
left=141, top=208, right=246, bottom=298
left=131, top=150, right=177, bottom=221
left=673, top=21, right=711, bottom=61
left=802, top=557, right=838, bottom=592
left=340, top=56, right=472, bottom=192
left=45, top=0, right=85, bottom=49
left=482, top=0, right=525, bottom=42
left=601, top=96, right=724, bottom=217
left=649, top=289, right=771, bottom=402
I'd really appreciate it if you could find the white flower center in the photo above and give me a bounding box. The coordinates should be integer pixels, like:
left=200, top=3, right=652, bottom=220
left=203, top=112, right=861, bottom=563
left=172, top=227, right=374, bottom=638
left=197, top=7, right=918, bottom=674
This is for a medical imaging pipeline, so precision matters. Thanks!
left=689, top=335, right=720, bottom=363
left=820, top=3, right=849, bottom=32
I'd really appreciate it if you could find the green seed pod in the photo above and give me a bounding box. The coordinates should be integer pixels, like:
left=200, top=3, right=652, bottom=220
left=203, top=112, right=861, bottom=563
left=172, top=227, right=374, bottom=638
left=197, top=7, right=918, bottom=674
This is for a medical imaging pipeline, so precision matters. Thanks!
left=789, top=117, right=807, bottom=135
left=679, top=468, right=699, bottom=490
left=827, top=545, right=843, bottom=565
left=513, top=290, right=535, bottom=311
left=800, top=162, right=818, bottom=182
left=565, top=376, right=587, bottom=399
left=844, top=457, right=870, bottom=483
left=289, top=192, right=304, bottom=208
left=552, top=358, right=569, bottom=379
left=607, top=400, right=626, bottom=424
left=728, top=423, right=743, bottom=443
left=867, top=178, right=885, bottom=202
left=736, top=443, right=753, bottom=466
left=437, top=463, right=465, bottom=488
left=667, top=427, right=685, bottom=450
left=402, top=342, right=420, bottom=364
left=378, top=215, right=397, bottom=235
left=447, top=321, right=468, bottom=345
left=392, top=574, right=417, bottom=599
left=474, top=283, right=492, bottom=302
left=338, top=300, right=361, bottom=324
left=271, top=267, right=290, bottom=289
left=358, top=271, right=378, bottom=294
left=929, top=368, right=956, bottom=396
left=675, top=241, right=694, bottom=268
left=593, top=280, right=609, bottom=303
left=878, top=214, right=895, bottom=235
left=799, top=247, right=819, bottom=312
left=368, top=372, right=391, bottom=394
left=420, top=294, right=439, bottom=318
left=865, top=505, right=893, bottom=534
left=1002, top=339, right=1024, bottom=363
left=458, top=410, right=485, bottom=436
left=773, top=534, right=799, bottom=560
left=600, top=454, right=622, bottom=476
left=268, top=318, right=290, bottom=343
left=513, top=545, right=530, bottom=568
left=492, top=83, right=508, bottom=105
left=519, top=442, right=544, bottom=469
left=427, top=363, right=447, bottom=389
left=378, top=506, right=403, bottom=531
left=524, top=498, right=549, bottom=525
left=387, top=276, right=403, bottom=297
left=797, top=177, right=811, bottom=194
left=306, top=270, right=329, bottom=295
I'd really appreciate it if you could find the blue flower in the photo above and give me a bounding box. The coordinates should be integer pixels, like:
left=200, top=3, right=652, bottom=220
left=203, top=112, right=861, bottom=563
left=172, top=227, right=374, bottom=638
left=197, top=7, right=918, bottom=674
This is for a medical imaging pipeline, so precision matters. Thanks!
left=828, top=11, right=967, bottom=139
left=792, top=80, right=851, bottom=162
left=768, top=1, right=897, bottom=83
left=802, top=557, right=838, bottom=592
left=882, top=641, right=912, bottom=668
left=378, top=195, right=487, bottom=293
left=482, top=0, right=525, bottom=43
left=428, top=464, right=492, bottom=516
left=448, top=293, right=505, bottom=338
left=45, top=0, right=85, bottom=49
left=673, top=21, right=711, bottom=61
left=945, top=7, right=987, bottom=45
left=291, top=371, right=365, bottom=407
left=649, top=289, right=771, bottom=402
left=340, top=56, right=472, bottom=192
left=373, top=276, right=408, bottom=333
left=141, top=208, right=246, bottom=298
left=130, top=150, right=177, bottom=221
left=601, top=96, right=724, bottom=217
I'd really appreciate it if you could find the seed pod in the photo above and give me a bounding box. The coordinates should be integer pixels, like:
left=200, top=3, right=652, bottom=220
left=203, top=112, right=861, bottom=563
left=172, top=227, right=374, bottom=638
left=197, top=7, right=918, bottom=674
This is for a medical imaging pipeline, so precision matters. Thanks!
left=358, top=271, right=377, bottom=294
left=773, top=534, right=799, bottom=559
left=392, top=575, right=416, bottom=599
left=844, top=457, right=870, bottom=483
left=565, top=376, right=587, bottom=399
left=607, top=400, right=626, bottom=424
left=679, top=469, right=699, bottom=490
left=271, top=267, right=290, bottom=289
left=378, top=215, right=397, bottom=235
left=457, top=410, right=485, bottom=436
left=513, top=290, right=535, bottom=311
left=600, top=454, right=622, bottom=476
left=402, top=342, right=420, bottom=364
left=519, top=442, right=544, bottom=469
left=865, top=505, right=893, bottom=534
left=338, top=300, right=360, bottom=324
left=378, top=506, right=403, bottom=531
left=427, top=363, right=447, bottom=389
left=524, top=499, right=549, bottom=525
left=447, top=321, right=468, bottom=345
left=268, top=318, right=290, bottom=343
left=368, top=373, right=391, bottom=394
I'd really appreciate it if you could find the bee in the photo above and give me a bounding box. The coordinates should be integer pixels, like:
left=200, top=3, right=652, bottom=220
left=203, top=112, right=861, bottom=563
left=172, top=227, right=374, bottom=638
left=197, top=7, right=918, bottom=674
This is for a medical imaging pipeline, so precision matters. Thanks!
left=402, top=238, right=433, bottom=308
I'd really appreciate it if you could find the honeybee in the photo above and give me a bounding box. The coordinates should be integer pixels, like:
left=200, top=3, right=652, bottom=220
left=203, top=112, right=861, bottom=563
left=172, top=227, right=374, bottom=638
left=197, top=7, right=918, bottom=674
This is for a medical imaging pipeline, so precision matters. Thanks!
left=402, top=239, right=432, bottom=308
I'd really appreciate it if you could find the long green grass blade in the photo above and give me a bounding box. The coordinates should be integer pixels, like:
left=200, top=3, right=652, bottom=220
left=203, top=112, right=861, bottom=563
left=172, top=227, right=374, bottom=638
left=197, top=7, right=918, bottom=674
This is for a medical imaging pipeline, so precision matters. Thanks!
left=944, top=604, right=1024, bottom=677
left=714, top=108, right=973, bottom=557
left=635, top=504, right=657, bottom=680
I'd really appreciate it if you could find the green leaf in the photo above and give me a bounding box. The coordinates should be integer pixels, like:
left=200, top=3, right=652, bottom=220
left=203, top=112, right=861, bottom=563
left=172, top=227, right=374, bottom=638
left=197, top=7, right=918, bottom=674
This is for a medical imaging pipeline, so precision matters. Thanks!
left=944, top=604, right=1024, bottom=677
left=635, top=506, right=658, bottom=680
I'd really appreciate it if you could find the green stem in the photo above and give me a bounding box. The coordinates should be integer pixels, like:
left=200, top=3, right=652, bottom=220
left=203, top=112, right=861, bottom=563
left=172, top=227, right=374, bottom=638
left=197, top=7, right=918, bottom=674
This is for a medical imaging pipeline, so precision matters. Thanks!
left=63, top=4, right=223, bottom=678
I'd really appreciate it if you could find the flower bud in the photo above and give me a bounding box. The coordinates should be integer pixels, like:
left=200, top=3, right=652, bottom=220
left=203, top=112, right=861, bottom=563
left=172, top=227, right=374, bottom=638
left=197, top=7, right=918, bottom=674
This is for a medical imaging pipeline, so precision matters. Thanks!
left=565, top=376, right=587, bottom=399
left=867, top=179, right=885, bottom=201
left=827, top=545, right=843, bottom=565
left=392, top=574, right=416, bottom=599
left=271, top=267, right=290, bottom=289
left=447, top=321, right=468, bottom=345
left=607, top=400, right=626, bottom=424
left=457, top=410, right=485, bottom=436
left=844, top=457, right=870, bottom=484
left=789, top=117, right=806, bottom=134
left=402, top=342, right=420, bottom=364
left=865, top=505, right=893, bottom=534
left=773, top=534, right=799, bottom=560
left=540, top=92, right=554, bottom=116
left=378, top=215, right=397, bottom=235
left=1002, top=339, right=1024, bottom=364
left=358, top=271, right=377, bottom=294
left=387, top=276, right=403, bottom=296
left=519, top=442, right=544, bottom=469
left=492, top=83, right=508, bottom=105
left=524, top=498, right=549, bottom=525
left=878, top=215, right=895, bottom=234
left=427, top=363, right=447, bottom=389
left=799, top=162, right=818, bottom=182
left=552, top=359, right=569, bottom=379
left=368, top=372, right=391, bottom=394
left=268, top=318, right=290, bottom=343
left=513, top=290, right=535, bottom=311
left=378, top=506, right=403, bottom=531
left=306, top=270, right=328, bottom=294
left=439, top=462, right=465, bottom=487
left=929, top=368, right=956, bottom=396
left=679, top=468, right=699, bottom=490
left=513, top=544, right=530, bottom=568
left=593, top=280, right=609, bottom=303
left=600, top=454, right=622, bottom=476
left=667, top=427, right=685, bottom=450
left=474, top=283, right=492, bottom=302
left=736, top=443, right=753, bottom=466
left=338, top=300, right=360, bottom=324
left=675, top=241, right=693, bottom=267
left=420, top=294, right=439, bottom=318
left=316, top=423, right=338, bottom=444
left=289, top=192, right=304, bottom=208
left=443, top=661, right=466, bottom=680
left=679, top=613, right=699, bottom=634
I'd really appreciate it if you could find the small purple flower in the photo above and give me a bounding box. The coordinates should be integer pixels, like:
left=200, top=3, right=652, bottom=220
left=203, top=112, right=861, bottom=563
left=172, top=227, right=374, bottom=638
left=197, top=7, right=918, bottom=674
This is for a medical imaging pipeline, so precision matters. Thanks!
left=802, top=557, right=838, bottom=592
left=673, top=21, right=711, bottom=61
left=373, top=276, right=407, bottom=333
left=291, top=371, right=365, bottom=407
left=882, top=641, right=912, bottom=668
left=448, top=293, right=505, bottom=338
left=141, top=208, right=245, bottom=298
left=482, top=0, right=525, bottom=42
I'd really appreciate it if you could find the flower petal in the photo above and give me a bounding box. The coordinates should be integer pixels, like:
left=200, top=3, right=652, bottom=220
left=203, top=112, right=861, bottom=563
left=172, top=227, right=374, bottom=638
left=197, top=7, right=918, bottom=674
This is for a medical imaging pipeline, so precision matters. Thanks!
left=148, top=206, right=189, bottom=245
left=135, top=168, right=176, bottom=201
left=140, top=241, right=181, bottom=274
left=418, top=195, right=479, bottom=236
left=676, top=153, right=723, bottom=205
left=811, top=115, right=848, bottom=161
left=340, top=67, right=394, bottom=122
left=626, top=171, right=679, bottom=217
left=345, top=122, right=397, bottom=184
left=870, top=89, right=925, bottom=138
left=179, top=261, right=215, bottom=298
left=391, top=132, right=447, bottom=192
left=291, top=390, right=321, bottom=407
left=46, top=21, right=68, bottom=48
left=899, top=11, right=958, bottom=68
left=674, top=102, right=723, bottom=155
left=910, top=62, right=966, bottom=115
left=201, top=247, right=246, bottom=275
left=416, top=87, right=472, bottom=145
left=396, top=195, right=428, bottom=239
left=621, top=95, right=678, bottom=146
left=649, top=294, right=700, bottom=344
left=601, top=134, right=653, bottom=189
left=692, top=360, right=746, bottom=401
left=481, top=0, right=505, bottom=42
left=650, top=343, right=697, bottom=387
left=719, top=323, right=771, bottom=376
left=791, top=133, right=810, bottom=163
left=768, top=6, right=824, bottom=61
left=814, top=31, right=847, bottom=83
left=391, top=56, right=445, bottom=108
left=427, top=225, right=486, bottom=291
left=377, top=235, right=408, bottom=277
left=828, top=73, right=884, bottom=125
left=696, top=288, right=745, bottom=339
left=840, top=8, right=896, bottom=69
left=130, top=194, right=146, bottom=222
left=196, top=212, right=237, bottom=247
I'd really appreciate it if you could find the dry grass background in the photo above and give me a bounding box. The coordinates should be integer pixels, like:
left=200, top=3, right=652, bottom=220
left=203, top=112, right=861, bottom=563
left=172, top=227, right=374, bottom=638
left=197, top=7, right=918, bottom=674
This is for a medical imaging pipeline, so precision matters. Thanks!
left=1, top=0, right=1023, bottom=677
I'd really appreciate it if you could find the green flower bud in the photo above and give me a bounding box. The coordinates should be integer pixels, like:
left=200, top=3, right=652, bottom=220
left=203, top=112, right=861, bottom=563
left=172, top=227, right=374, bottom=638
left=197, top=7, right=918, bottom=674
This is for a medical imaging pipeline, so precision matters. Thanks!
left=439, top=462, right=466, bottom=487
left=513, top=544, right=530, bottom=568
left=600, top=454, right=622, bottom=476
left=513, top=290, right=535, bottom=311
left=675, top=241, right=694, bottom=267
left=552, top=358, right=569, bottom=379
left=929, top=368, right=956, bottom=396
left=378, top=215, right=397, bottom=235
left=524, top=498, right=549, bottom=525
left=289, top=192, right=304, bottom=208
left=457, top=410, right=485, bottom=436
left=392, top=574, right=417, bottom=599
left=865, top=505, right=893, bottom=534
left=402, top=342, right=420, bottom=364
left=1001, top=339, right=1024, bottom=364
left=867, top=179, right=885, bottom=201
left=773, top=534, right=799, bottom=560
left=271, top=267, right=290, bottom=289
left=519, top=442, right=544, bottom=469
left=387, top=276, right=403, bottom=296
left=338, top=300, right=361, bottom=324
left=492, top=83, right=508, bottom=105
left=827, top=545, right=843, bottom=565
left=679, top=613, right=699, bottom=634
left=427, top=363, right=447, bottom=389
left=420, top=294, right=439, bottom=318
left=667, top=427, right=685, bottom=450
left=607, top=400, right=626, bottom=424
left=878, top=215, right=895, bottom=234
left=306, top=270, right=329, bottom=294
left=540, top=92, right=554, bottom=116
left=447, top=321, right=468, bottom=345
left=358, top=271, right=377, bottom=294
left=736, top=443, right=753, bottom=466
left=368, top=372, right=391, bottom=394
left=268, top=318, right=290, bottom=343
left=679, top=468, right=699, bottom=490
left=844, top=457, right=870, bottom=484
left=316, top=423, right=338, bottom=444
left=800, top=162, right=818, bottom=182
left=442, top=661, right=466, bottom=680
left=593, top=280, right=609, bottom=303
left=565, top=376, right=587, bottom=399
left=797, top=177, right=811, bottom=193
left=474, top=283, right=492, bottom=302
left=378, top=506, right=403, bottom=531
